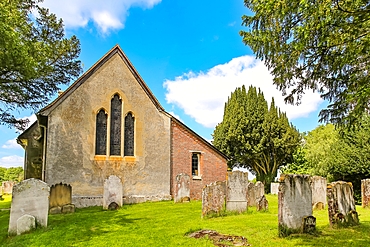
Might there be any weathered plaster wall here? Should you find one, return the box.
[171,120,228,200]
[44,53,171,205]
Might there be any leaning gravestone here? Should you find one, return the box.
[8,178,50,235]
[247,182,256,207]
[311,176,327,210]
[256,195,268,211]
[174,173,191,203]
[327,181,359,227]
[103,175,123,210]
[226,171,248,213]
[202,181,226,217]
[278,174,315,236]
[2,181,16,194]
[270,183,279,195]
[361,179,370,208]
[49,183,75,214]
[16,214,35,235]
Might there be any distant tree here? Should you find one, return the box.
[213,86,300,192]
[280,146,311,175]
[0,167,24,182]
[240,0,370,126]
[0,167,6,182]
[0,0,82,130]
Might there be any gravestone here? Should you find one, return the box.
[361,179,370,208]
[16,214,35,235]
[226,171,248,213]
[311,176,327,209]
[247,182,256,207]
[2,181,16,194]
[256,195,268,211]
[103,175,122,210]
[255,181,264,200]
[49,183,75,214]
[327,181,359,227]
[8,178,50,235]
[270,183,279,195]
[278,174,315,236]
[174,173,191,203]
[302,216,316,234]
[202,181,227,217]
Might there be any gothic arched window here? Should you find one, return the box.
[95,109,107,155]
[110,94,122,155]
[124,112,135,156]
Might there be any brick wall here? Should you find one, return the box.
[171,119,228,200]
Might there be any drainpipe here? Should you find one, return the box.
[39,124,47,182]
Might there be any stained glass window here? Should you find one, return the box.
[124,112,135,156]
[95,109,107,155]
[110,94,122,155]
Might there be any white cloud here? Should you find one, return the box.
[164,55,323,128]
[0,155,23,168]
[2,139,21,150]
[41,0,161,33]
[168,111,182,122]
[21,114,37,129]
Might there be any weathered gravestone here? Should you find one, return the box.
[278,174,315,236]
[327,181,359,227]
[16,214,35,235]
[361,179,370,208]
[270,183,279,195]
[311,176,327,210]
[2,181,16,194]
[255,181,264,201]
[256,195,268,211]
[247,182,256,207]
[49,183,75,214]
[103,175,122,210]
[174,173,191,203]
[226,171,248,213]
[8,178,50,235]
[202,181,226,217]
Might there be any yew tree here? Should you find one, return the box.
[213,86,300,192]
[240,0,370,126]
[0,0,82,130]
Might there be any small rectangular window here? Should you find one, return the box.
[192,153,200,176]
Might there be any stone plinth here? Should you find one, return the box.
[49,183,74,214]
[278,174,313,236]
[311,176,327,209]
[226,171,248,213]
[202,181,226,217]
[8,178,50,235]
[361,179,370,208]
[103,175,123,210]
[174,173,191,203]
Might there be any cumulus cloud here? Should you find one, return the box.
[21,114,37,129]
[164,55,323,128]
[41,0,161,33]
[0,155,23,168]
[2,139,22,150]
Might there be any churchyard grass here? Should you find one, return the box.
[0,195,370,246]
[0,195,11,209]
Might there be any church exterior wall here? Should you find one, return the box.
[44,53,171,206]
[171,120,228,200]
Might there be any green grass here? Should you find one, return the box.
[0,195,369,246]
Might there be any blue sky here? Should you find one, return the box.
[0,0,326,168]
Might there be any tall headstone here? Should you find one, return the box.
[8,178,50,235]
[2,181,16,194]
[49,183,75,214]
[202,181,226,217]
[311,176,327,210]
[174,173,191,203]
[278,174,315,236]
[327,181,359,227]
[226,171,248,212]
[247,182,256,207]
[255,181,264,200]
[103,175,122,210]
[361,179,370,208]
[270,183,279,195]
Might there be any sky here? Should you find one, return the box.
[0,0,326,168]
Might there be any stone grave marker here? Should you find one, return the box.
[255,181,264,200]
[49,183,75,214]
[17,214,35,235]
[361,179,370,208]
[327,181,359,227]
[311,176,327,210]
[174,173,191,203]
[2,181,16,194]
[256,195,268,211]
[247,182,256,207]
[8,178,50,235]
[270,183,279,195]
[202,181,226,217]
[278,174,315,236]
[226,171,248,213]
[103,175,122,210]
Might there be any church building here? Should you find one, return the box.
[17,45,228,207]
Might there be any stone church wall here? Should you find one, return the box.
[44,53,172,206]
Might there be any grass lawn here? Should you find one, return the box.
[0,194,369,246]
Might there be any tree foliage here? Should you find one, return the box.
[213,86,300,191]
[0,0,82,130]
[0,167,24,182]
[240,0,370,126]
